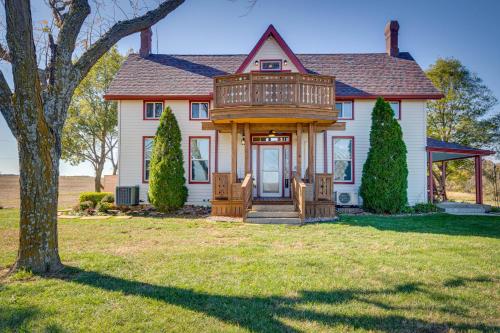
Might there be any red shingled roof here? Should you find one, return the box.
[105,53,442,100]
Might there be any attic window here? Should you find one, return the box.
[260,60,282,71]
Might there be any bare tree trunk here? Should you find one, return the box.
[1,0,184,274]
[95,162,105,192]
[12,111,63,273]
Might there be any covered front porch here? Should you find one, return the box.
[203,72,342,222]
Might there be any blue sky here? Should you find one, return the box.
[1,0,499,175]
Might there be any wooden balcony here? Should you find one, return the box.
[211,72,337,124]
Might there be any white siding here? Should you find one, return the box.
[326,100,428,205]
[242,37,299,73]
[119,99,428,207]
[118,99,215,205]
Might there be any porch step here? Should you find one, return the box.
[245,217,302,225]
[247,210,299,218]
[436,202,491,215]
[251,204,296,212]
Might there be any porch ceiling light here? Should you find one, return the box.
[269,130,276,137]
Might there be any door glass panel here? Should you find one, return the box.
[262,172,279,193]
[263,149,279,171]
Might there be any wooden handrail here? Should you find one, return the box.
[292,174,306,221]
[214,72,335,110]
[241,173,253,219]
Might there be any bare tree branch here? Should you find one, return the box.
[73,0,184,84]
[56,0,91,61]
[0,70,16,137]
[0,43,11,62]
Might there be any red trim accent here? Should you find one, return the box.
[189,100,211,121]
[142,136,154,183]
[426,147,495,156]
[323,131,328,172]
[236,24,307,74]
[143,100,164,120]
[332,136,355,184]
[336,94,444,100]
[250,133,292,145]
[259,59,282,71]
[335,100,354,120]
[105,94,213,101]
[214,130,219,173]
[188,136,211,184]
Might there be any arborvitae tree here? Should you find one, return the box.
[360,97,408,213]
[148,106,188,212]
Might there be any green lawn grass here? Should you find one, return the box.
[0,209,499,332]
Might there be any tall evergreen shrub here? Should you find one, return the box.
[359,97,408,213]
[148,106,188,212]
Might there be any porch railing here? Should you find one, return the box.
[292,174,306,220]
[241,173,253,219]
[315,173,333,201]
[214,72,335,110]
[213,173,231,200]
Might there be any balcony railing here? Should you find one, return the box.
[213,72,335,110]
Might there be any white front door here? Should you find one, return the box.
[259,146,283,197]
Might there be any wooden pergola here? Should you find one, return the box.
[426,138,495,204]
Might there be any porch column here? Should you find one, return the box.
[475,155,483,204]
[428,151,433,203]
[296,123,302,179]
[244,123,251,175]
[308,122,316,184]
[231,122,238,183]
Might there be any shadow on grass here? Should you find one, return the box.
[0,305,39,331]
[42,266,498,333]
[336,213,500,238]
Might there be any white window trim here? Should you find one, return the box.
[190,101,210,120]
[144,101,164,120]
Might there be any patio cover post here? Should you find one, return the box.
[475,156,483,204]
[428,151,433,203]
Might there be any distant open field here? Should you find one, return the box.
[0,175,94,209]
[447,191,498,206]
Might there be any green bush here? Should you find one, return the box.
[360,97,408,214]
[97,202,113,213]
[79,200,94,210]
[413,203,441,213]
[79,192,113,206]
[100,194,114,203]
[148,106,188,212]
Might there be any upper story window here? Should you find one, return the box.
[335,101,353,120]
[389,101,401,119]
[190,102,210,120]
[260,60,282,71]
[144,101,163,120]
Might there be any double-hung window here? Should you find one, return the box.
[333,137,354,183]
[144,102,163,119]
[389,101,401,119]
[190,137,210,183]
[143,137,154,182]
[190,102,210,120]
[335,101,353,120]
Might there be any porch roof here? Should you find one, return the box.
[426,138,495,162]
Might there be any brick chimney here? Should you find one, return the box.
[139,28,152,57]
[385,20,399,57]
